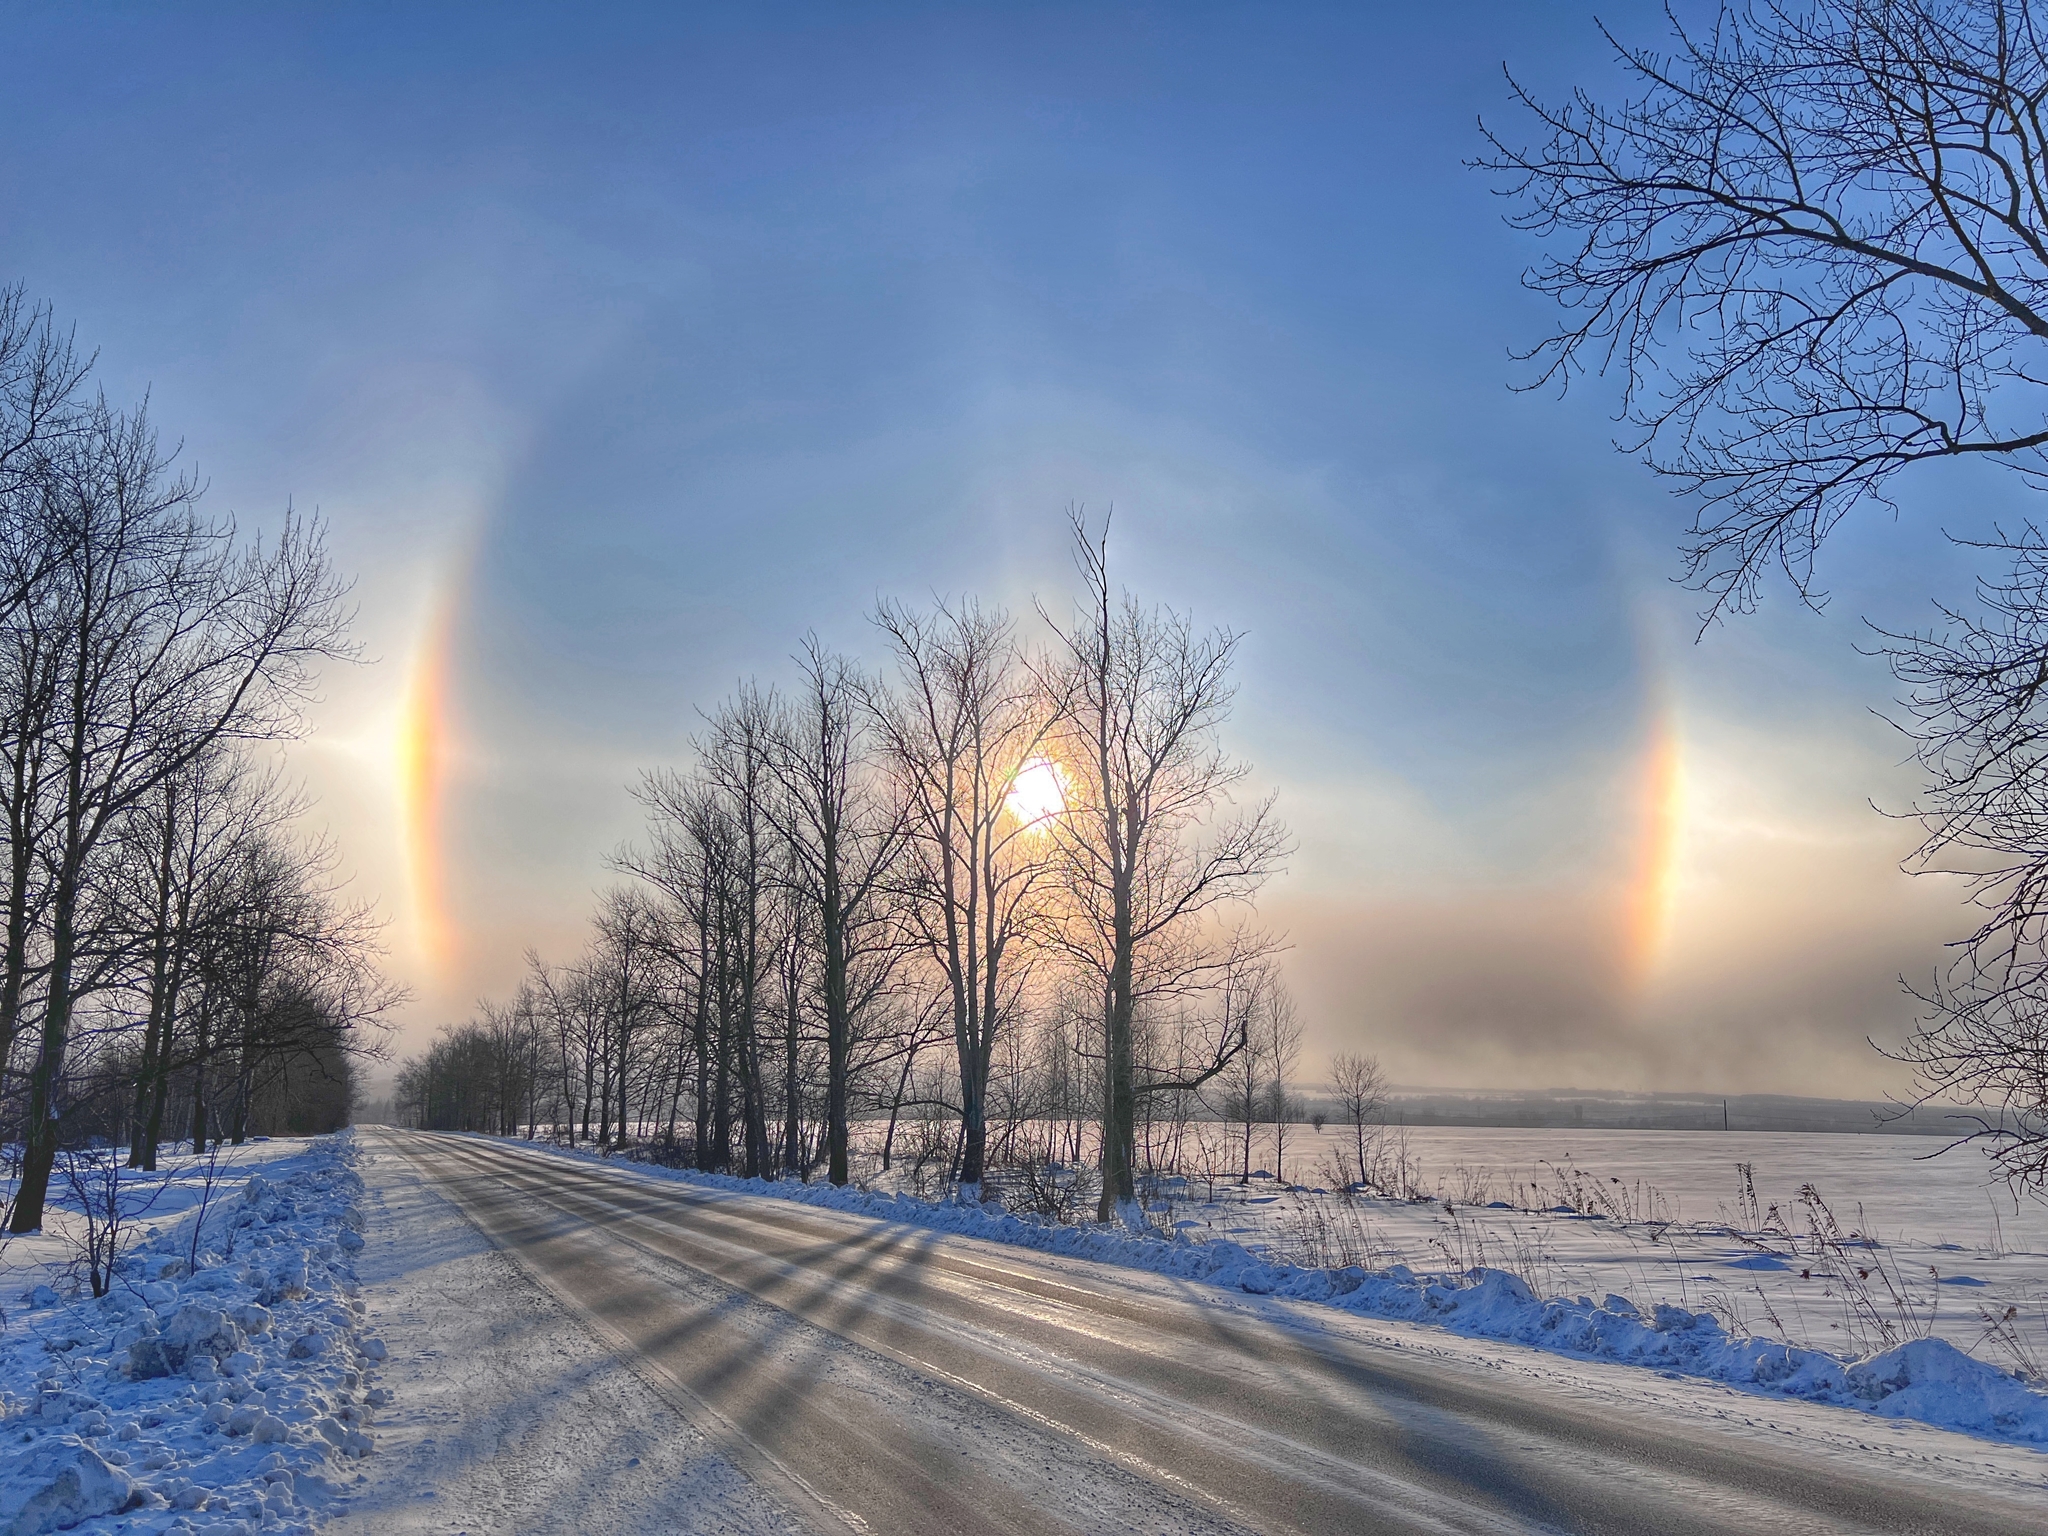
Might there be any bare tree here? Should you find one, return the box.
[1260,981,1304,1187]
[1330,1050,1387,1192]
[1044,512,1288,1223]
[194,823,392,1149]
[1483,0,2048,613]
[0,285,92,507]
[58,1146,165,1298]
[621,698,786,1178]
[621,778,721,1161]
[1210,961,1266,1184]
[525,948,597,1143]
[400,996,558,1137]
[702,693,781,1177]
[590,886,662,1149]
[121,749,301,1169]
[0,289,93,1093]
[406,512,1293,1218]
[765,638,906,1185]
[10,397,351,1231]
[0,586,60,1099]
[1877,526,2048,1178]
[872,599,1058,1199]
[1482,0,2048,1192]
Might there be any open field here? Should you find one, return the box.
[569,1114,2048,1371]
[1131,1125,2048,1366]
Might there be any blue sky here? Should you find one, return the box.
[0,3,2009,1092]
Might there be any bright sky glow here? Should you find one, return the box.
[1005,757,1068,831]
[394,592,455,975]
[1625,709,1689,996]
[0,2,2004,1097]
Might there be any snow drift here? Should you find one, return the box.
[0,1134,385,1536]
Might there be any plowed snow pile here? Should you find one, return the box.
[0,1133,387,1536]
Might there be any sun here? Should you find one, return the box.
[1004,757,1068,829]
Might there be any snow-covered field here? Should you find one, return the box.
[0,1135,385,1536]
[537,1122,2048,1452]
[1167,1124,2048,1365]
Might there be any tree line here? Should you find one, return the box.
[398,514,1314,1221]
[0,287,388,1232]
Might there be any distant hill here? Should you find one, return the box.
[1320,1088,2017,1137]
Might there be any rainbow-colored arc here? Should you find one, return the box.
[1623,706,1687,990]
[395,585,459,973]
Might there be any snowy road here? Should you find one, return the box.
[369,1130,2048,1535]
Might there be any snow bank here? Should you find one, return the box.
[0,1134,386,1535]
[517,1138,2048,1450]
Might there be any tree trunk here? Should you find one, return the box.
[11,855,79,1232]
[782,945,802,1177]
[823,860,851,1185]
[128,791,178,1168]
[189,998,213,1154]
[0,743,38,1104]
[710,947,734,1173]
[959,1053,987,1190]
[614,1022,631,1150]
[1096,804,1139,1223]
[692,965,713,1169]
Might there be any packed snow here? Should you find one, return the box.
[325,1134,795,1536]
[0,1134,385,1536]
[505,1123,2048,1452]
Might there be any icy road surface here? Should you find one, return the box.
[357,1130,2048,1535]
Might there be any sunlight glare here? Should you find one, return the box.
[1005,757,1068,830]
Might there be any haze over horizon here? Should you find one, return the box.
[0,2,2013,1099]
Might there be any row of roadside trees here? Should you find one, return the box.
[398,514,1317,1221]
[0,287,392,1231]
